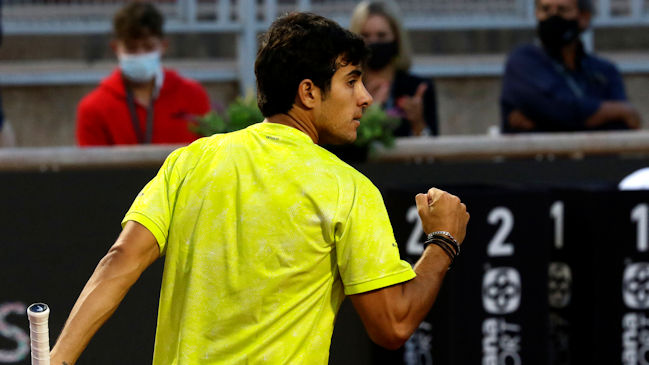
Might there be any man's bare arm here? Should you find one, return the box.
[50,221,160,365]
[585,101,641,129]
[350,188,469,349]
[507,110,536,131]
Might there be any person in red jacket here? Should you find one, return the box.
[76,2,210,146]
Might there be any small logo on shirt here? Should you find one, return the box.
[265,135,279,141]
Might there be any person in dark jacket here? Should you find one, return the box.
[500,0,640,133]
[350,0,438,137]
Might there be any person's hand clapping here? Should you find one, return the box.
[623,104,642,129]
[365,78,391,105]
[397,82,428,136]
[507,110,536,131]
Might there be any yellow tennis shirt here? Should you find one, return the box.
[122,122,416,364]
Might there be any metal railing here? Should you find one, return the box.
[2,131,649,171]
[5,0,649,32]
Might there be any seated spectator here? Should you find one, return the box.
[0,120,16,148]
[76,2,210,146]
[350,0,438,136]
[0,4,9,147]
[500,0,641,133]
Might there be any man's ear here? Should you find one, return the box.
[160,38,170,56]
[109,39,119,56]
[296,79,321,109]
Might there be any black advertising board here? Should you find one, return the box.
[380,186,552,365]
[578,191,649,365]
[546,190,649,365]
[545,193,583,365]
[0,170,161,365]
[605,192,649,365]
[3,166,649,365]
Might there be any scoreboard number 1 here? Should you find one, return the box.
[550,201,564,250]
[631,203,649,252]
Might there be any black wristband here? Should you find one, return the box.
[423,238,456,268]
[426,232,460,255]
[430,234,460,256]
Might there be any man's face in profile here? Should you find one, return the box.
[314,60,373,145]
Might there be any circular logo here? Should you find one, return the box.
[548,262,572,309]
[623,263,649,309]
[482,267,522,314]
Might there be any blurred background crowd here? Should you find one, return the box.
[0,0,647,148]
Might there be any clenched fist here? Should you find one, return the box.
[415,188,469,244]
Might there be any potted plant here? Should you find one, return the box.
[324,103,399,162]
[192,93,264,136]
[193,94,398,162]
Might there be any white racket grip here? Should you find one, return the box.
[27,303,50,365]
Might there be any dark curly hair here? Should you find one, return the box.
[255,12,368,117]
[535,0,594,12]
[113,2,164,41]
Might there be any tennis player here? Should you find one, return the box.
[50,12,469,364]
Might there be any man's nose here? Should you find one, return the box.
[360,83,373,107]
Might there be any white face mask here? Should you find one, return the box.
[118,50,162,82]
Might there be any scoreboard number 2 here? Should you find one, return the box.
[406,205,424,255]
[487,207,514,257]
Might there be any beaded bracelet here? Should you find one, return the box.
[423,231,461,269]
[426,231,460,255]
[424,239,456,268]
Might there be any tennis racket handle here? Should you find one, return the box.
[27,303,50,365]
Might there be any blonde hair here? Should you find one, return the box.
[349,0,412,71]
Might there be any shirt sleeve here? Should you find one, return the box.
[184,78,211,117]
[335,174,416,295]
[195,83,211,115]
[76,98,110,146]
[603,62,627,101]
[121,147,185,255]
[423,79,438,136]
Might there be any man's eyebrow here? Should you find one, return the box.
[347,69,362,77]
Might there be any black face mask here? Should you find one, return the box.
[366,41,398,70]
[537,15,581,53]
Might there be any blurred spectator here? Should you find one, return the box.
[500,0,640,133]
[76,2,210,146]
[350,0,438,136]
[0,120,16,148]
[0,0,3,137]
[0,0,12,148]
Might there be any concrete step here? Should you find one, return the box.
[1,52,649,87]
[0,59,238,86]
[0,33,237,62]
[2,26,649,62]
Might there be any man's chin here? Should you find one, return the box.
[320,132,357,146]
